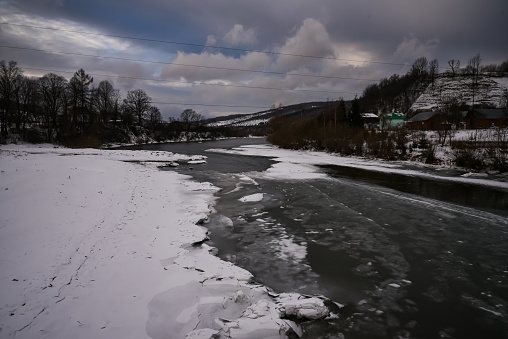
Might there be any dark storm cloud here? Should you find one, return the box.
[1,0,506,119]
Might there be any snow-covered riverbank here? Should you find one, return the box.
[208,143,508,190]
[0,144,328,339]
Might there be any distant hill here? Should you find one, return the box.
[204,101,350,129]
[204,74,508,132]
[410,74,508,114]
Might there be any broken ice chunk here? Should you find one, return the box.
[276,293,329,320]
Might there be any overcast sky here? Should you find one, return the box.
[1,0,507,119]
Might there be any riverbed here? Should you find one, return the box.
[124,138,508,338]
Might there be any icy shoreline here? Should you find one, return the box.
[208,144,508,190]
[0,144,329,339]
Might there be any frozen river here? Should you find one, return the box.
[124,138,508,338]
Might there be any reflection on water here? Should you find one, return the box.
[321,164,508,217]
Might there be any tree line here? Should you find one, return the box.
[0,60,228,146]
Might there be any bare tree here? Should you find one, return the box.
[0,60,23,136]
[180,108,196,129]
[95,80,118,123]
[120,102,134,125]
[148,105,161,129]
[192,112,204,127]
[468,53,482,77]
[448,59,460,75]
[124,89,151,125]
[14,76,38,137]
[439,92,463,131]
[38,73,68,141]
[428,59,439,85]
[411,56,428,79]
[468,54,482,108]
[69,68,93,133]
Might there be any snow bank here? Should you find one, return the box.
[0,145,328,339]
[209,144,508,190]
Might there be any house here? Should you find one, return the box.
[406,111,451,131]
[361,113,379,129]
[379,112,405,130]
[465,108,508,129]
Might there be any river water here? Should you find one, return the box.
[122,138,508,339]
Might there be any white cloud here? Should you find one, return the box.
[274,18,335,72]
[223,24,257,46]
[161,50,271,83]
[205,34,217,46]
[0,12,131,54]
[157,17,381,116]
[393,33,440,62]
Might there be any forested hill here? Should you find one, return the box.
[204,100,351,128]
[208,55,508,129]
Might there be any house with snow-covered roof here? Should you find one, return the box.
[361,113,379,129]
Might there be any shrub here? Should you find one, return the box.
[453,148,485,170]
[422,144,438,164]
[487,149,508,173]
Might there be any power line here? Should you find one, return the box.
[1,45,379,82]
[20,66,340,111]
[0,21,411,68]
[22,66,357,95]
[21,66,273,110]
[152,102,269,109]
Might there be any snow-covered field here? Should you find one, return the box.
[0,144,328,339]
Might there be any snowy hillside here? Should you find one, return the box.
[205,102,334,128]
[206,111,273,127]
[410,74,508,112]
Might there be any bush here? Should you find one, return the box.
[422,144,438,164]
[453,148,485,170]
[394,128,408,156]
[487,149,508,173]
